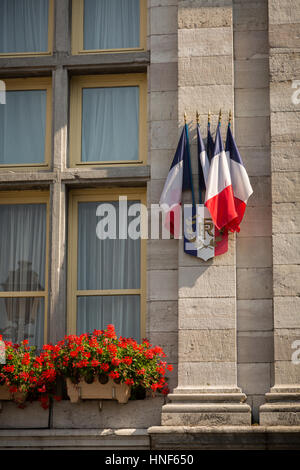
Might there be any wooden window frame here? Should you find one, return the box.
[69,73,147,167]
[68,187,147,340]
[0,77,52,170]
[72,0,147,55]
[0,0,54,58]
[0,190,50,346]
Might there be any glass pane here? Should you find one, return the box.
[0,0,49,53]
[78,201,140,290]
[84,0,140,50]
[0,297,44,349]
[77,295,140,341]
[0,90,46,165]
[0,204,46,291]
[81,86,139,163]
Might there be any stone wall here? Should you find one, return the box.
[0,0,300,440]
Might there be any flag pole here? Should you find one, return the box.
[184,112,196,209]
[228,109,232,127]
[218,108,222,127]
[196,111,203,205]
[207,110,212,162]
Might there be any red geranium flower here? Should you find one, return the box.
[125,378,134,386]
[122,356,132,365]
[109,371,120,379]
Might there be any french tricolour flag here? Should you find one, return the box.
[197,124,228,257]
[205,124,253,232]
[207,124,214,162]
[225,124,253,232]
[197,123,210,190]
[159,127,193,237]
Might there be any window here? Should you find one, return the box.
[72,0,147,54]
[68,188,146,341]
[0,0,54,56]
[69,74,147,167]
[0,191,49,349]
[0,78,52,169]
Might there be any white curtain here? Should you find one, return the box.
[78,201,140,290]
[77,201,141,339]
[77,296,140,340]
[84,0,140,50]
[0,298,44,349]
[0,0,49,53]
[82,86,139,163]
[0,90,46,165]
[0,203,46,348]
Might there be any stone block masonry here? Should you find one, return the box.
[259,0,300,426]
[0,0,299,447]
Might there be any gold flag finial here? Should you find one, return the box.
[196,110,200,124]
[218,108,222,125]
[228,109,232,124]
[208,110,211,125]
[184,112,187,124]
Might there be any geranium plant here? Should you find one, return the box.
[54,325,173,397]
[0,335,59,409]
[0,325,173,407]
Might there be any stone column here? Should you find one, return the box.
[147,0,179,392]
[160,0,251,426]
[260,0,300,425]
[233,0,273,424]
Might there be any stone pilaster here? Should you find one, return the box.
[160,0,251,426]
[233,0,272,423]
[260,0,300,425]
[147,0,179,392]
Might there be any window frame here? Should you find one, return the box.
[0,0,54,58]
[0,190,50,346]
[69,73,147,167]
[72,0,147,55]
[68,187,147,340]
[0,77,52,170]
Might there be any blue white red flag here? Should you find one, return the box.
[205,124,253,232]
[159,127,193,237]
[197,123,209,190]
[224,124,253,231]
[207,124,214,162]
[192,123,228,259]
[205,124,237,231]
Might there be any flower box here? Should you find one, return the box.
[0,384,10,400]
[66,377,131,404]
[0,325,173,409]
[0,384,26,402]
